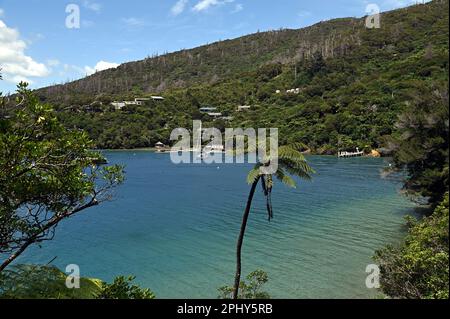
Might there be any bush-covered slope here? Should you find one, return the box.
[375,193,449,299]
[35,0,448,153]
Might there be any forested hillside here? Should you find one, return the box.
[33,0,448,153]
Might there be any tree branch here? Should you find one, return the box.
[0,199,99,273]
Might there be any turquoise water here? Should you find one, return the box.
[18,152,416,298]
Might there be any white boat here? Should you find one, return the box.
[197,152,209,160]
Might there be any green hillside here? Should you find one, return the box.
[35,0,448,153]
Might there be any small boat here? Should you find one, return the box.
[197,152,209,160]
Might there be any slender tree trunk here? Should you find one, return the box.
[233,177,260,299]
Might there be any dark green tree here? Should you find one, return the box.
[0,82,124,272]
[95,276,155,299]
[0,265,102,299]
[0,264,155,299]
[376,84,449,299]
[219,270,270,299]
[375,193,449,299]
[385,84,449,204]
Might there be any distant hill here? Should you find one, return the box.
[37,16,362,99]
[34,0,449,152]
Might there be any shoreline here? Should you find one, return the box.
[96,147,385,158]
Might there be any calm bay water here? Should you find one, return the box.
[18,152,416,298]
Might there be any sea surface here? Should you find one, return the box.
[18,152,417,298]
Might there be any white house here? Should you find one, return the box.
[200,107,218,113]
[237,105,251,111]
[112,96,164,110]
[207,112,222,118]
[135,98,151,105]
[286,88,301,94]
[111,102,126,110]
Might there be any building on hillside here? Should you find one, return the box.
[111,101,126,110]
[199,107,218,113]
[237,105,251,111]
[112,97,162,109]
[135,98,151,105]
[286,88,301,94]
[207,112,222,118]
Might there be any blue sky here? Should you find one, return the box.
[0,0,426,93]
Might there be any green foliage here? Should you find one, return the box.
[375,193,449,299]
[219,270,270,299]
[0,265,155,299]
[0,265,102,299]
[257,63,283,82]
[95,276,155,299]
[384,84,449,204]
[247,143,314,221]
[371,8,449,299]
[0,83,124,271]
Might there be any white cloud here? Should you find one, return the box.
[231,3,243,13]
[193,0,234,12]
[82,20,95,28]
[83,1,102,12]
[57,63,85,77]
[25,33,45,46]
[47,59,60,67]
[298,10,311,18]
[171,0,189,16]
[378,0,431,10]
[84,60,119,75]
[121,17,146,27]
[0,20,49,84]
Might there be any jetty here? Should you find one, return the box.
[338,148,364,158]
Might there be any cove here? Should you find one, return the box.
[17,152,417,299]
